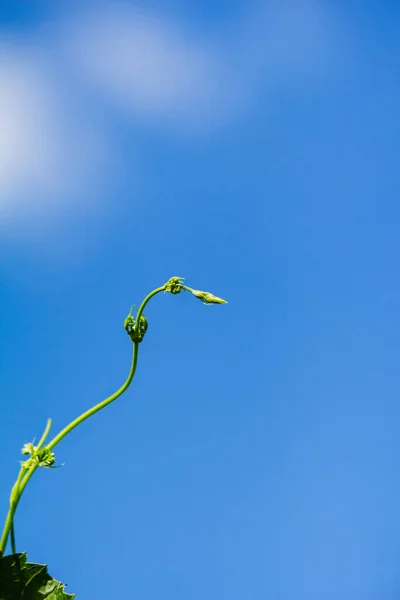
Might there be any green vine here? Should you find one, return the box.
[0,276,227,597]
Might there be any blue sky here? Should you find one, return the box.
[1,1,400,598]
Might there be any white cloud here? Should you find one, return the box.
[0,0,341,229]
[0,48,59,210]
[61,5,240,131]
[0,43,108,226]
[62,1,335,130]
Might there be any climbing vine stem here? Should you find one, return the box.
[0,277,227,556]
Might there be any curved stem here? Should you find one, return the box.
[0,283,167,556]
[0,343,139,555]
[135,286,165,327]
[10,522,16,555]
[37,418,52,450]
[0,466,28,555]
[47,342,139,452]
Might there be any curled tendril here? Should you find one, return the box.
[164,276,185,295]
[124,306,148,343]
[20,443,60,469]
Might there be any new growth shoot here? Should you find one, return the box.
[0,277,227,556]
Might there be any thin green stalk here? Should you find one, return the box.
[0,285,166,556]
[45,287,166,454]
[0,345,138,555]
[37,418,52,450]
[10,522,16,555]
[0,466,28,555]
[9,467,26,555]
[47,342,139,451]
[135,286,165,325]
[0,278,227,556]
[0,418,53,554]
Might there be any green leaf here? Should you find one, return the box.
[0,553,75,600]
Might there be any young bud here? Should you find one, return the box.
[20,444,58,469]
[164,276,185,295]
[21,443,34,456]
[124,306,148,343]
[190,289,228,305]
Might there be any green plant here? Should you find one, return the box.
[0,277,227,598]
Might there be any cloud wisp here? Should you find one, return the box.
[0,42,109,227]
[0,1,340,229]
[61,5,240,130]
